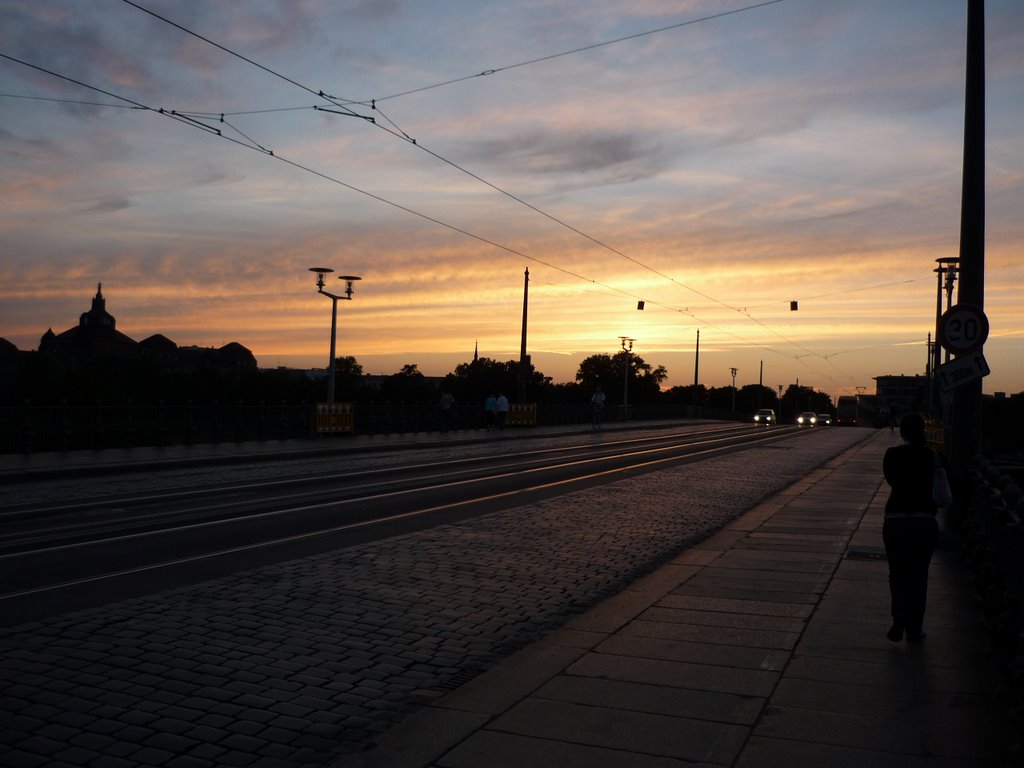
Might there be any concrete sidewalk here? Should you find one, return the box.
[345,430,1009,767]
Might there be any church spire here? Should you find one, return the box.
[81,282,115,330]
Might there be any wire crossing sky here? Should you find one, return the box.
[1,0,1022,397]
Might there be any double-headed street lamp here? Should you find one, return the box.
[309,267,361,403]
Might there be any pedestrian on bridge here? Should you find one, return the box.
[484,394,497,431]
[496,393,509,430]
[590,386,606,428]
[881,412,942,643]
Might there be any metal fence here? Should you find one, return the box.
[0,401,738,454]
[963,455,1024,752]
[0,403,316,453]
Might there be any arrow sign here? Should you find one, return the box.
[935,350,990,394]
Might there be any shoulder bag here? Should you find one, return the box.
[932,450,953,507]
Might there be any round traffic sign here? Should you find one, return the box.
[938,303,989,354]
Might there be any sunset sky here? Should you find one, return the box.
[2,0,1022,399]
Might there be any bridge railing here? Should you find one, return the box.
[963,455,1024,748]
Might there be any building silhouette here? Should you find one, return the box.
[27,283,257,370]
[1,284,257,405]
[38,283,138,359]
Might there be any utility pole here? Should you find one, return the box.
[693,329,700,388]
[518,267,529,403]
[951,0,986,526]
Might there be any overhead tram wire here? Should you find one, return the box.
[82,1,850,387]
[119,0,370,122]
[0,53,233,139]
[536,278,849,387]
[365,0,787,104]
[741,277,927,312]
[2,53,846,388]
[119,0,768,319]
[0,52,651,311]
[0,92,145,110]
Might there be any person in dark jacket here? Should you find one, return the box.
[882,412,942,642]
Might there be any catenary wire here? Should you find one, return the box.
[0,53,652,308]
[365,1,787,103]
[0,92,144,109]
[5,0,862,389]
[119,0,369,121]
[1,50,850,387]
[119,0,833,362]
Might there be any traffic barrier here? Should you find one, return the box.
[506,403,537,426]
[316,402,354,433]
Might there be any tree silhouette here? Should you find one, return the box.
[575,351,666,405]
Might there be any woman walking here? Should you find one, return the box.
[882,412,942,642]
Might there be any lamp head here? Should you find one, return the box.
[338,275,362,298]
[309,267,334,290]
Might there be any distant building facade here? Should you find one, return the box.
[38,283,138,358]
[874,374,927,421]
[0,284,257,405]
[30,283,256,370]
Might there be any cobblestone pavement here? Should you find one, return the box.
[0,429,871,767]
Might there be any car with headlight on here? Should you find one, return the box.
[817,413,832,426]
[754,408,776,426]
[797,411,818,427]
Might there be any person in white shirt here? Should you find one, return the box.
[495,393,510,430]
[590,386,606,428]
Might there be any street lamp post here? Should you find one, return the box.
[309,267,361,404]
[620,337,635,420]
[932,257,959,417]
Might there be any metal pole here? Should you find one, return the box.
[620,337,634,420]
[951,0,986,525]
[327,295,338,404]
[519,268,529,403]
[925,332,933,414]
[944,264,958,364]
[623,349,629,416]
[693,328,700,388]
[310,268,360,406]
[933,266,937,421]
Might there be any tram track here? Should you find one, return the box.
[0,423,807,620]
[0,424,797,549]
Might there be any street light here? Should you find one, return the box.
[620,337,635,420]
[931,257,959,417]
[309,267,361,403]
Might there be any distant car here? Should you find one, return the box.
[796,411,818,427]
[754,408,776,426]
[817,413,832,426]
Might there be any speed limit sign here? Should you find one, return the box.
[938,304,989,354]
